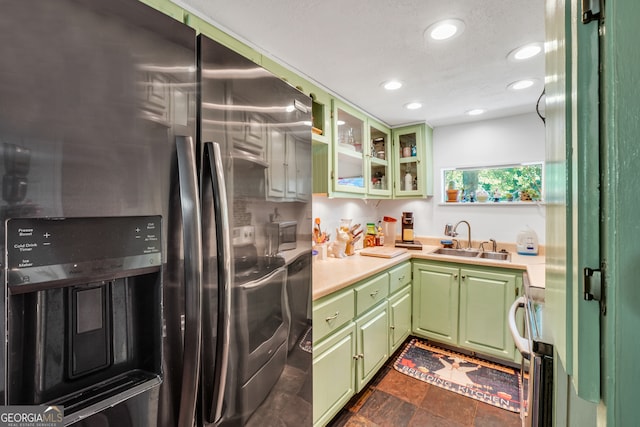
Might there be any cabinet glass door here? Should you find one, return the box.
[334,102,365,194]
[368,120,391,197]
[394,125,423,197]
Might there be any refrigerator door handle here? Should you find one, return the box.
[204,141,232,423]
[176,135,204,427]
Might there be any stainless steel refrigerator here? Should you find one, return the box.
[0,1,312,426]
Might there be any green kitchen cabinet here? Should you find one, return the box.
[458,268,519,361]
[312,288,355,343]
[412,262,459,345]
[332,100,367,195]
[392,124,433,198]
[388,285,412,354]
[355,302,389,391]
[313,262,412,425]
[330,100,393,198]
[366,118,392,198]
[312,322,356,427]
[412,260,521,363]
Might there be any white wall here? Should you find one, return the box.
[313,113,546,245]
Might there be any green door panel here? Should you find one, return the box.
[459,269,516,360]
[313,322,356,427]
[412,263,459,344]
[355,303,389,392]
[389,285,412,354]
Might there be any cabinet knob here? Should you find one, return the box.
[461,275,467,279]
[370,290,380,297]
[399,275,405,281]
[325,311,340,321]
[390,325,396,330]
[453,274,458,280]
[352,353,364,360]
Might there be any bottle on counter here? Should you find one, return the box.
[376,222,384,246]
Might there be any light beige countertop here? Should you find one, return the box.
[312,237,546,300]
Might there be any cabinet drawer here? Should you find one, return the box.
[313,289,355,342]
[354,274,389,316]
[389,262,412,294]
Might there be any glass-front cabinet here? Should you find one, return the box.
[368,119,391,198]
[327,100,432,199]
[392,124,433,197]
[333,101,366,194]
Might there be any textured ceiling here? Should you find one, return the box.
[177,0,545,127]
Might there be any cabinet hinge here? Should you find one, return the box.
[584,262,606,315]
[582,0,603,24]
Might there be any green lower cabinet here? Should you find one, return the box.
[412,260,522,363]
[312,262,413,425]
[355,302,389,392]
[312,322,356,427]
[388,285,412,354]
[412,263,459,344]
[458,268,517,360]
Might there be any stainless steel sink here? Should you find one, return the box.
[431,248,510,261]
[432,248,480,257]
[478,251,511,261]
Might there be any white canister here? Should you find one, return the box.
[404,171,413,191]
[516,227,539,255]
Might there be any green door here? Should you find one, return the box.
[458,268,517,361]
[312,322,356,426]
[355,303,389,392]
[412,262,459,345]
[389,286,412,354]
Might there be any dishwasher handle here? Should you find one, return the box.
[508,296,531,358]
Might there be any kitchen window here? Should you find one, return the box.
[442,163,543,203]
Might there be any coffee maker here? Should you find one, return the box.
[395,212,423,249]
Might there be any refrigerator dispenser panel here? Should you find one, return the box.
[4,216,163,424]
[6,217,162,288]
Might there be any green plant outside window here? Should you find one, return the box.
[443,163,543,203]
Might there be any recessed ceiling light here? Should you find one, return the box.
[425,19,465,41]
[382,80,403,90]
[507,79,536,91]
[508,43,543,61]
[466,109,486,116]
[405,102,422,110]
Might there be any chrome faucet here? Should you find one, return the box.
[444,220,472,249]
[480,238,497,252]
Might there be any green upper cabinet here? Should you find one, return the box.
[331,100,394,198]
[332,100,367,195]
[310,91,332,146]
[392,124,433,198]
[367,118,392,198]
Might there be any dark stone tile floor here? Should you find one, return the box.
[328,347,522,427]
[245,332,313,427]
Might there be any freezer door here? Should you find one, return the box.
[0,0,197,425]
